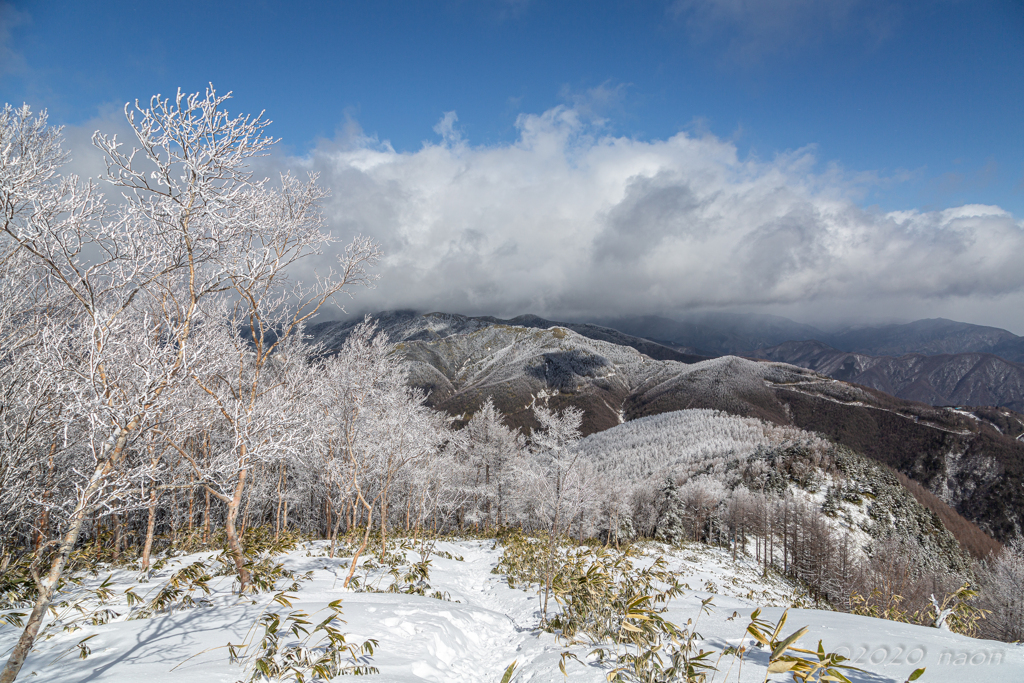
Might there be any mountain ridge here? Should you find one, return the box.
[586,313,1024,364]
[308,310,711,363]
[753,339,1024,412]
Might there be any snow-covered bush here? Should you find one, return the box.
[978,538,1024,641]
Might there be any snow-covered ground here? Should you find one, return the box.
[2,539,1021,682]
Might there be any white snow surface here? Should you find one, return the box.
[3,539,1021,683]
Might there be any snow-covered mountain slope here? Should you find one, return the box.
[578,409,973,575]
[4,540,1020,682]
[577,408,789,482]
[343,316,1024,543]
[304,311,1023,544]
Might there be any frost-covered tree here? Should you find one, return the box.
[655,477,686,545]
[595,476,634,548]
[405,436,472,548]
[462,397,524,527]
[309,320,450,584]
[679,476,726,543]
[520,404,585,621]
[725,485,757,560]
[0,88,379,682]
[180,328,320,588]
[979,538,1024,642]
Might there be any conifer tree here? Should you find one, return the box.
[655,477,686,545]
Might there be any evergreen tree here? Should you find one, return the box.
[655,477,686,545]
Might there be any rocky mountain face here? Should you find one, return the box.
[310,312,1024,542]
[754,340,1024,412]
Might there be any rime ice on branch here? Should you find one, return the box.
[0,87,379,683]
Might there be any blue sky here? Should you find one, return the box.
[2,0,1024,330]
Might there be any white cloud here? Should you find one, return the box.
[268,104,1024,325]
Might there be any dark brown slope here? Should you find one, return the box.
[754,340,1024,412]
[773,384,1024,541]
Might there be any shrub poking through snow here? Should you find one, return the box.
[493,532,878,682]
[745,608,871,683]
[495,531,715,680]
[227,593,379,681]
[848,581,989,638]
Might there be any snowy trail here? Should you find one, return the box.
[767,380,974,436]
[3,540,1024,682]
[360,540,532,682]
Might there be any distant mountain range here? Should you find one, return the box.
[826,318,1024,361]
[586,312,825,357]
[585,314,1024,411]
[588,313,1024,363]
[309,311,1024,542]
[753,341,1024,412]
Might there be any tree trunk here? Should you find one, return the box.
[543,504,560,624]
[343,488,375,588]
[275,461,285,541]
[325,495,333,541]
[405,494,412,533]
[187,476,195,532]
[782,498,789,575]
[141,488,158,573]
[223,468,251,592]
[33,443,58,552]
[203,488,211,544]
[329,505,346,559]
[239,477,253,538]
[171,488,178,536]
[613,510,620,550]
[1,455,113,683]
[112,513,123,563]
[378,483,390,561]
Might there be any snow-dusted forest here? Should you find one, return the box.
[3,89,1024,683]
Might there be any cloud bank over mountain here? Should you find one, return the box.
[270,105,1022,327]
[53,102,1023,331]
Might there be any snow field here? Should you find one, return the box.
[2,539,1022,682]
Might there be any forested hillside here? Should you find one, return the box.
[755,340,1024,411]
[577,409,985,575]
[333,313,1024,543]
